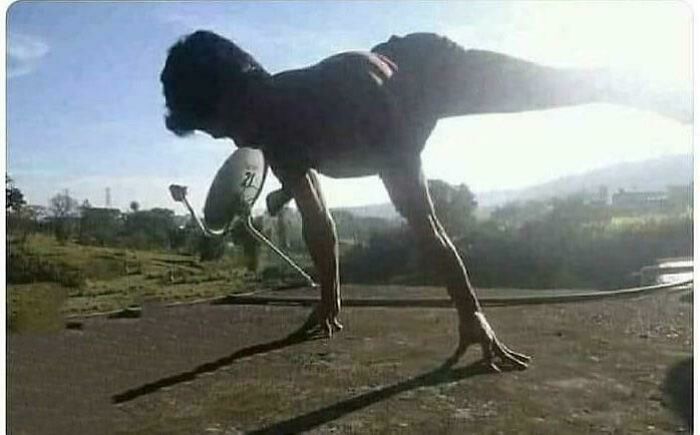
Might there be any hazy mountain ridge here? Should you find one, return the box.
[333,202,400,220]
[338,154,693,218]
[477,154,693,207]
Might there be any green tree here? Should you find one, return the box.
[49,191,79,242]
[231,217,262,271]
[196,234,226,261]
[490,199,551,229]
[428,179,477,239]
[79,207,123,246]
[6,176,26,213]
[341,226,413,284]
[49,192,78,219]
[6,177,34,244]
[123,208,176,249]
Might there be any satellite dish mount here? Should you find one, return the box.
[169,148,316,287]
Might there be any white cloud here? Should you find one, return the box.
[8,32,50,78]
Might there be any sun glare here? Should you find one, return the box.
[509,2,691,86]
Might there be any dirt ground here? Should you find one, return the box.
[7,285,692,434]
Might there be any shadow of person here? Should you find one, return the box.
[111,324,318,404]
[662,357,693,431]
[247,359,509,435]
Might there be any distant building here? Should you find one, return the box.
[666,183,693,210]
[611,188,667,211]
[574,182,694,213]
[584,185,610,207]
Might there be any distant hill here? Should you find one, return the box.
[339,154,693,219]
[333,202,400,220]
[477,154,693,208]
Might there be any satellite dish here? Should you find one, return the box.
[203,147,267,232]
[169,147,317,287]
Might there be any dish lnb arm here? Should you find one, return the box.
[169,183,317,287]
[243,215,317,287]
[168,184,225,237]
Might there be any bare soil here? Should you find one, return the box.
[7,285,692,434]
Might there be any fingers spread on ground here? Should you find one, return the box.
[319,318,333,338]
[331,318,343,331]
[481,342,526,371]
[509,350,532,364]
[501,355,529,370]
[507,356,529,370]
[487,361,502,373]
[498,343,531,364]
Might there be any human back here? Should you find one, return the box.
[261,50,409,178]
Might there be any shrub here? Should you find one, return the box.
[7,247,85,288]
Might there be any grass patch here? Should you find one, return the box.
[6,234,259,319]
[8,283,68,333]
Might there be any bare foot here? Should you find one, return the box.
[454,312,530,372]
[295,306,343,338]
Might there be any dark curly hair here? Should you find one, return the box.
[160,30,269,136]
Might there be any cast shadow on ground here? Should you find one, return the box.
[246,358,502,435]
[662,357,693,431]
[111,326,320,404]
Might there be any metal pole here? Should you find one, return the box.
[244,215,318,287]
[178,194,226,237]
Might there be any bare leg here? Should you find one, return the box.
[380,158,529,371]
[446,50,691,123]
[373,34,690,123]
[285,170,342,336]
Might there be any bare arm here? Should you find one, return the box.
[281,169,342,335]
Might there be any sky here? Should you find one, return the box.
[6,1,693,213]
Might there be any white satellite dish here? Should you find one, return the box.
[203,147,267,233]
[169,147,316,287]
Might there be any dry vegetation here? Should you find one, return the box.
[8,234,256,331]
